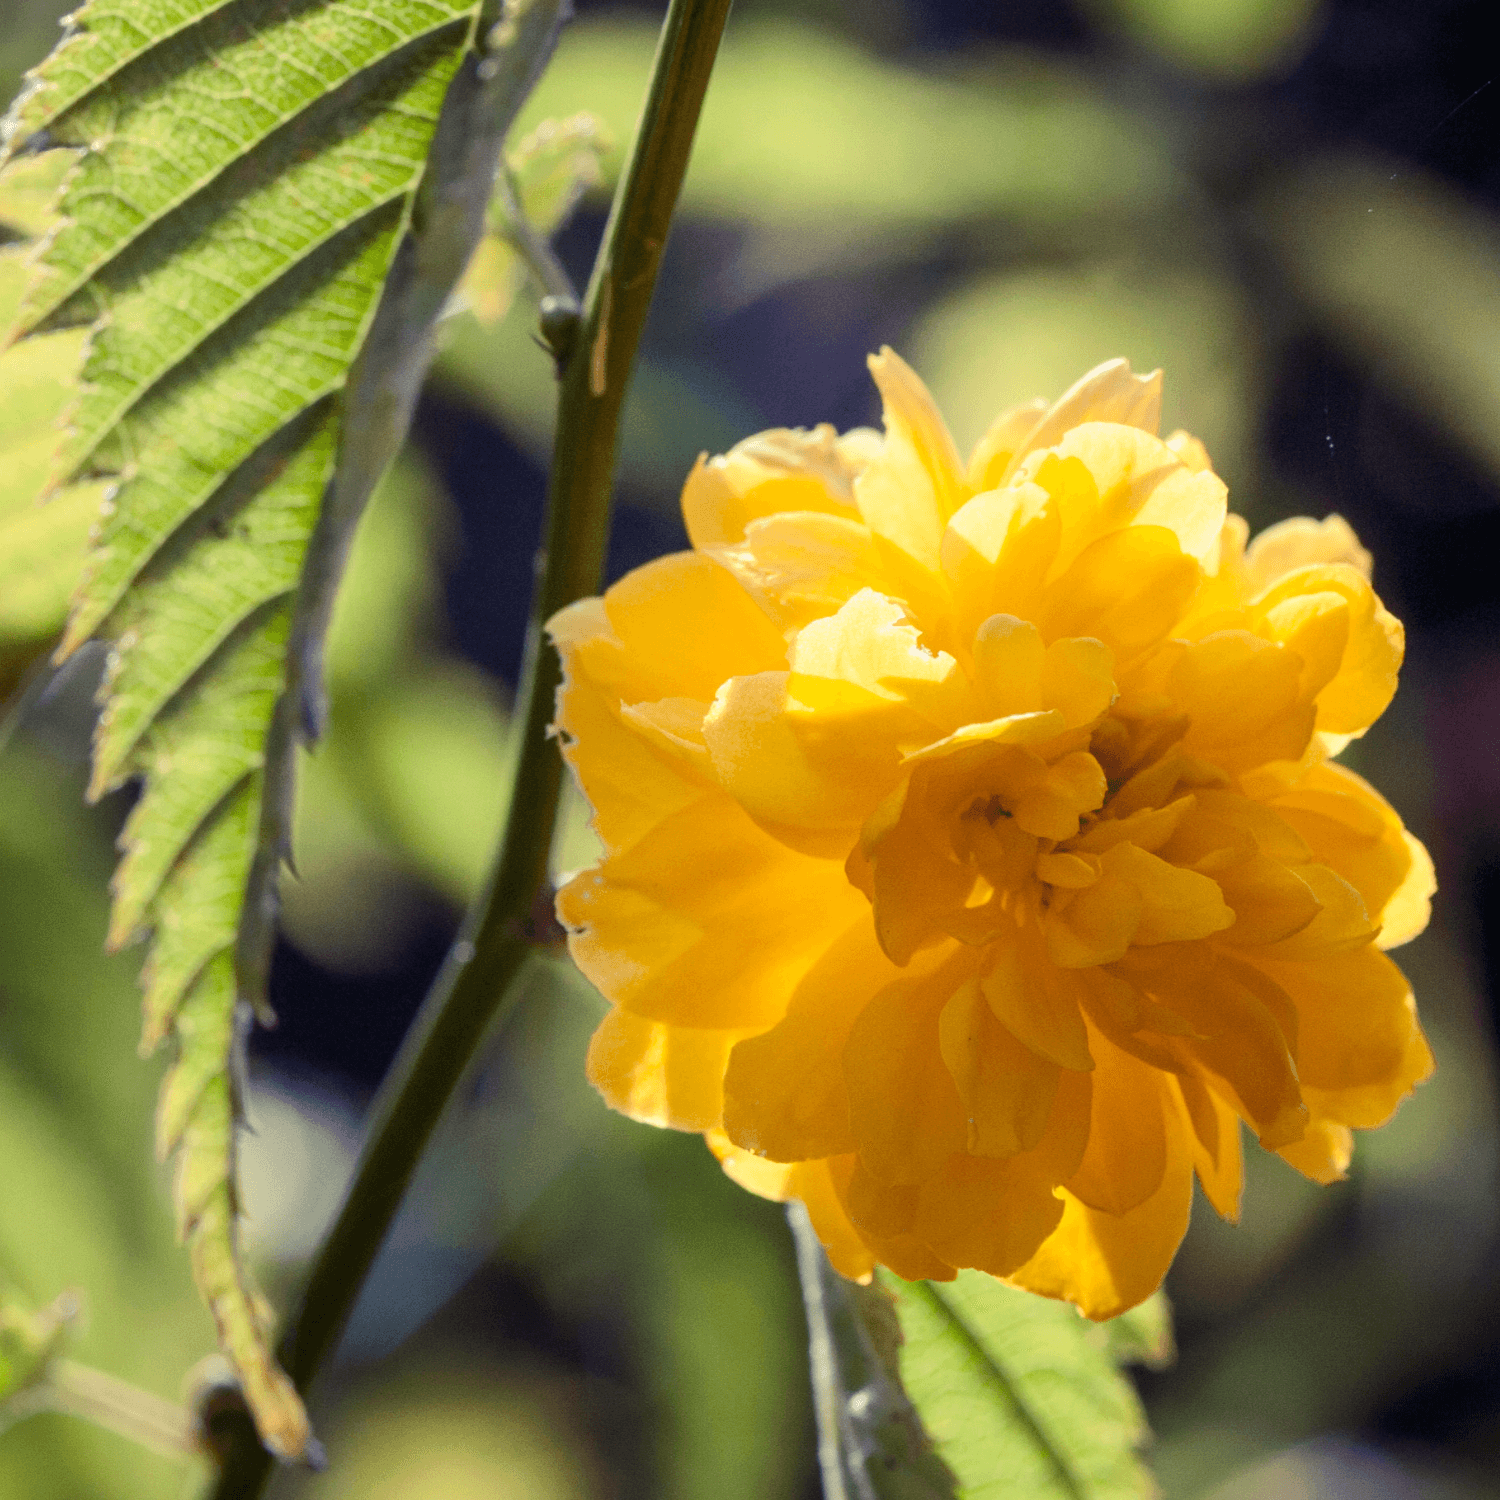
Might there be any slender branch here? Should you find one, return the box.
[787,1206,958,1500]
[206,0,732,1493]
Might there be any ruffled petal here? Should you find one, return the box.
[591,551,789,705]
[1275,1117,1353,1184]
[1244,514,1372,588]
[913,1151,1068,1278]
[1018,423,1227,574]
[1251,564,1403,736]
[1246,760,1434,950]
[586,1009,743,1130]
[1251,945,1427,1095]
[709,511,889,633]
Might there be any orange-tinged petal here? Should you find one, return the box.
[1007,1100,1195,1320]
[1303,1016,1434,1129]
[563,792,867,1031]
[1276,1118,1353,1184]
[682,426,861,550]
[854,348,968,572]
[1046,842,1232,966]
[799,1156,882,1282]
[708,1128,795,1198]
[844,950,972,1184]
[1064,1026,1168,1215]
[981,925,1094,1071]
[913,1151,1067,1278]
[586,1009,742,1130]
[1248,760,1434,949]
[1174,1071,1243,1220]
[1252,945,1423,1093]
[938,980,1062,1157]
[722,918,902,1162]
[1254,863,1376,961]
[1212,854,1323,948]
[1122,948,1306,1148]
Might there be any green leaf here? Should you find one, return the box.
[883,1272,1170,1499]
[2,0,569,1457]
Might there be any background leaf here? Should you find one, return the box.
[884,1272,1169,1499]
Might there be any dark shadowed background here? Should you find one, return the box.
[3,0,1500,1495]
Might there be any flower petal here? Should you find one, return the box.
[844,950,972,1184]
[912,1148,1071,1278]
[1252,945,1426,1094]
[1007,1100,1195,1320]
[980,922,1094,1072]
[682,425,861,550]
[1173,1071,1243,1220]
[586,1009,742,1130]
[1064,1026,1169,1215]
[854,348,968,572]
[723,917,900,1162]
[938,979,1062,1158]
[598,551,788,705]
[997,359,1163,486]
[1244,514,1372,588]
[563,792,867,1031]
[1275,1117,1353,1184]
[1251,564,1403,736]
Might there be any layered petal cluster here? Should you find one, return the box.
[550,353,1434,1317]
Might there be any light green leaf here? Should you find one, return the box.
[885,1272,1169,1499]
[2,0,568,1457]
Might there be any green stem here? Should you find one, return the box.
[206,0,731,1493]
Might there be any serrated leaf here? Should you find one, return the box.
[4,0,570,1458]
[883,1273,1169,1500]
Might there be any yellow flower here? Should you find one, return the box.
[549,352,1435,1318]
